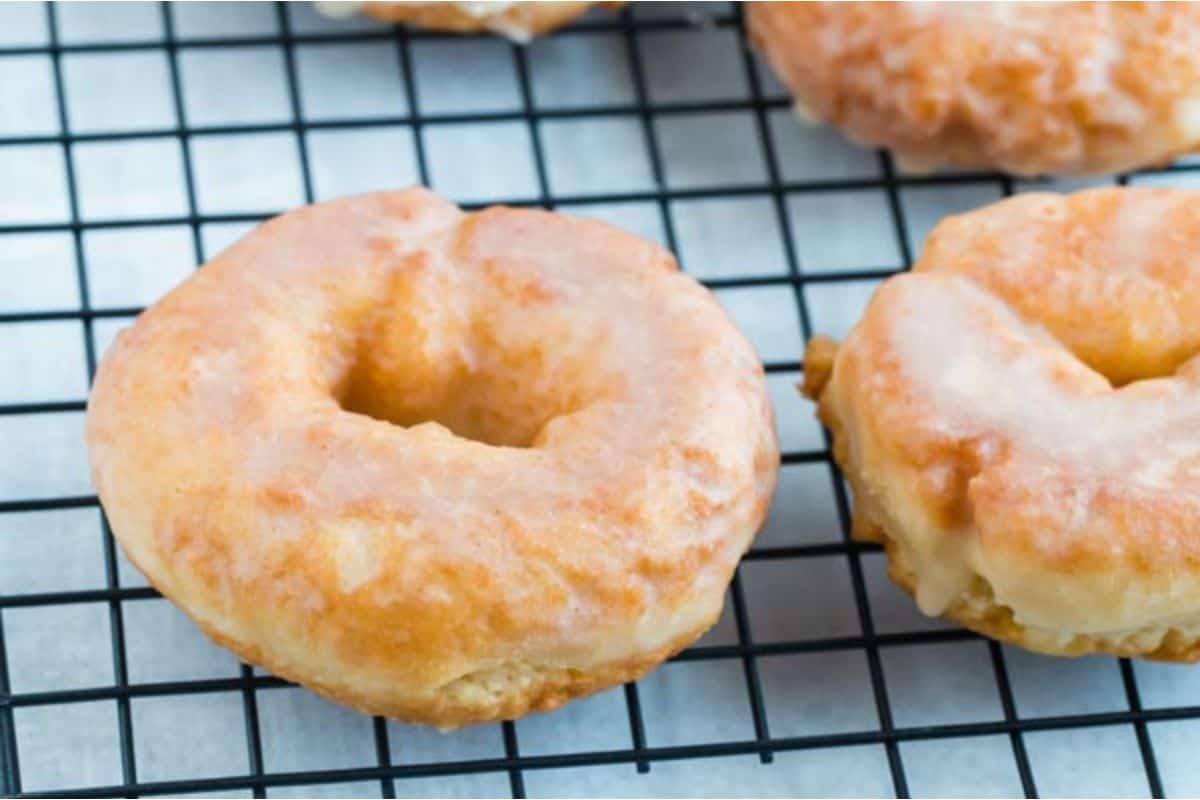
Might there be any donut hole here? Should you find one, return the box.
[327,244,627,448]
[333,302,608,449]
[337,349,591,448]
[1055,331,1200,389]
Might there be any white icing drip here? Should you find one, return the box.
[453,1,517,18]
[791,99,821,126]
[313,1,526,38]
[1174,96,1200,139]
[313,1,363,19]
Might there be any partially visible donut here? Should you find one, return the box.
[748,2,1200,176]
[803,187,1200,660]
[315,2,612,40]
[86,188,778,727]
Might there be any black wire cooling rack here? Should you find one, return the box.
[4,2,1200,798]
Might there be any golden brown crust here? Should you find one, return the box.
[87,188,778,726]
[191,586,692,725]
[749,2,1200,176]
[355,2,613,39]
[802,187,1200,662]
[800,334,838,401]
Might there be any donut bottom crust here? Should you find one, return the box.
[806,339,1200,664]
[131,538,706,729]
[857,513,1200,664]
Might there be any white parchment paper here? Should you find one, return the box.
[4,2,1200,797]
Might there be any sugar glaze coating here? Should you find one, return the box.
[750,3,1200,175]
[87,189,778,725]
[805,188,1200,660]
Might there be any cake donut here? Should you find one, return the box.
[86,188,778,726]
[314,2,611,40]
[803,187,1200,660]
[748,2,1200,176]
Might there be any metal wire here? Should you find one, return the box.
[1,2,1196,797]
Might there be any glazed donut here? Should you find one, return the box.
[802,187,1200,660]
[86,188,777,726]
[314,2,611,40]
[748,2,1200,176]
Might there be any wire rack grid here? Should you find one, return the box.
[3,1,1200,797]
